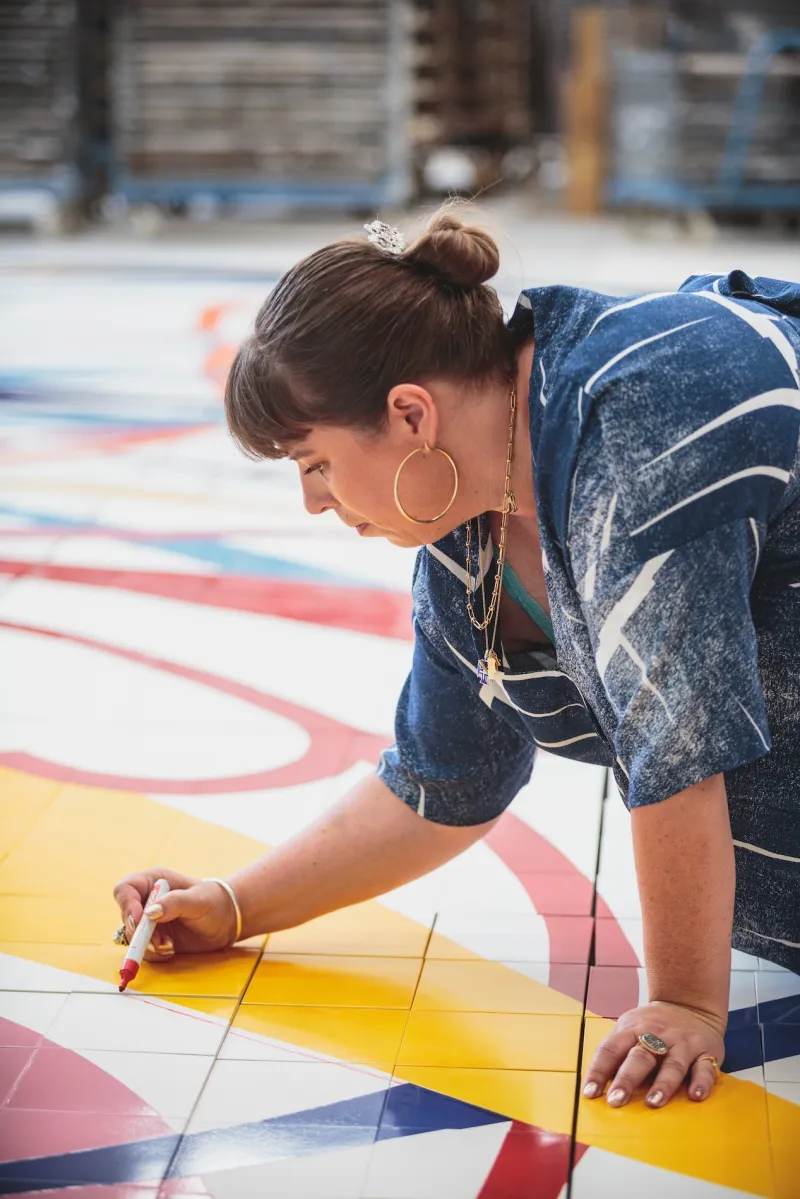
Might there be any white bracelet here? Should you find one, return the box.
[203,877,243,944]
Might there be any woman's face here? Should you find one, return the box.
[288,382,483,549]
[291,423,438,549]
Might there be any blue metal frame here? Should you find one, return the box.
[110,175,407,210]
[607,30,800,211]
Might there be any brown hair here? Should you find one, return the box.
[225,210,514,459]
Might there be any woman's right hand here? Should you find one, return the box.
[113,867,239,962]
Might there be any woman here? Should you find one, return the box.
[114,211,800,1112]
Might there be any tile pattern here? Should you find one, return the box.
[0,260,797,1199]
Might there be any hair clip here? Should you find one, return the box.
[364,220,406,255]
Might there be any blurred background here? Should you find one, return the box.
[1,0,800,239]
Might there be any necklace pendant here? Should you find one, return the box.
[477,651,502,685]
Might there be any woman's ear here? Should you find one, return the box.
[386,383,439,445]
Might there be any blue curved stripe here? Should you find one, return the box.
[0,1084,506,1194]
[0,504,383,589]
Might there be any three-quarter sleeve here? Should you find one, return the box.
[578,513,772,809]
[377,617,535,826]
[561,289,800,809]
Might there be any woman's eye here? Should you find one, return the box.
[303,463,324,476]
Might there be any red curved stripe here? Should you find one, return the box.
[0,620,388,794]
[0,561,413,640]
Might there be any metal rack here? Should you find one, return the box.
[605,5,800,213]
[108,0,414,214]
[0,0,81,219]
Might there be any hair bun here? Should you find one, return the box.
[404,211,500,288]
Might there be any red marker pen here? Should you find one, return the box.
[119,878,171,991]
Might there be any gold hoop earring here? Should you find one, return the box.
[393,442,459,525]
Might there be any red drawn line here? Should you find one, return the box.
[0,561,414,640]
[0,619,388,794]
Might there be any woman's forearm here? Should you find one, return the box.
[228,774,498,938]
[631,772,734,1029]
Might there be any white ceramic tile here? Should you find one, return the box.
[0,990,67,1038]
[45,993,231,1055]
[728,971,757,1014]
[731,949,762,971]
[759,958,796,972]
[0,951,117,994]
[766,1081,800,1105]
[764,1052,800,1084]
[571,1144,758,1198]
[594,869,641,920]
[216,1025,321,1063]
[756,970,800,1007]
[77,1049,215,1118]
[508,754,604,879]
[187,1059,390,1133]
[429,911,551,962]
[199,1142,375,1199]
[363,1122,512,1199]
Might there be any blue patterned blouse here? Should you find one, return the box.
[378,270,800,970]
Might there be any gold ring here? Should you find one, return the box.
[638,1032,669,1057]
[695,1053,722,1080]
[112,923,129,946]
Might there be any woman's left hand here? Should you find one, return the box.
[582,1001,726,1109]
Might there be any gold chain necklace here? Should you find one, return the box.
[465,383,517,684]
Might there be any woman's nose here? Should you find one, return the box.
[300,472,335,517]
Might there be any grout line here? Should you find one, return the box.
[157,944,264,1188]
[566,765,612,1198]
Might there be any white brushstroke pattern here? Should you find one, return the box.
[696,290,800,387]
[584,318,712,395]
[749,518,760,567]
[637,388,800,473]
[734,696,770,750]
[595,551,673,677]
[620,632,672,719]
[600,493,618,554]
[733,840,800,863]
[588,291,675,335]
[539,358,547,406]
[745,929,800,949]
[630,466,791,536]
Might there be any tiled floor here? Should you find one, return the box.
[0,241,798,1199]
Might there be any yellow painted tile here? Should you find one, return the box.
[767,1090,800,1199]
[772,1140,800,1199]
[412,959,581,1016]
[230,1003,408,1068]
[264,902,431,957]
[170,995,239,1024]
[394,1066,577,1129]
[0,773,60,856]
[576,1077,770,1144]
[0,849,152,897]
[397,1011,582,1071]
[581,1016,613,1066]
[575,1137,774,1198]
[0,895,121,943]
[86,943,262,998]
[0,941,100,976]
[244,954,422,1007]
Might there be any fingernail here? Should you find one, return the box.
[693,1087,705,1099]
[647,1091,665,1108]
[147,941,156,953]
[127,914,136,931]
[144,904,163,919]
[583,1082,599,1098]
[155,940,174,956]
[607,1089,626,1107]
